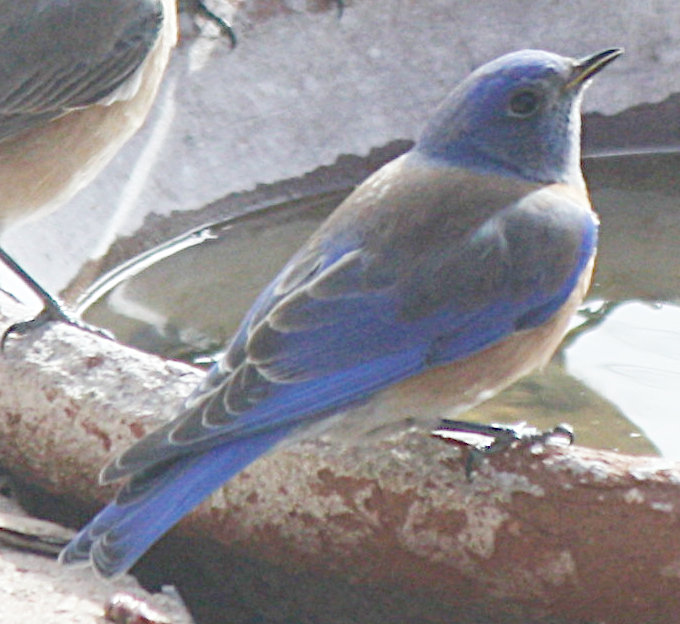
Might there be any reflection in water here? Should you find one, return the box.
[80,152,680,458]
[80,193,342,361]
[566,301,680,458]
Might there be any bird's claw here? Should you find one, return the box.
[188,0,237,47]
[434,420,574,480]
[2,305,114,351]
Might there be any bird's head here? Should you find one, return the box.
[416,48,622,185]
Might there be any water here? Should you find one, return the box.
[79,151,680,458]
[79,192,344,361]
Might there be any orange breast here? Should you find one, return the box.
[319,256,595,441]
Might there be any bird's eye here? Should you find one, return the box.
[508,89,541,118]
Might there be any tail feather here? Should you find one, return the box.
[59,425,295,577]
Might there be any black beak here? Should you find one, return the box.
[566,48,623,90]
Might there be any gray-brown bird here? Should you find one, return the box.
[0,0,178,337]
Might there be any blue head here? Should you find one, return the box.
[416,49,622,185]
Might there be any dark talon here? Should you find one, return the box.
[549,422,575,445]
[0,247,114,350]
[188,0,237,47]
[434,419,575,479]
[2,308,50,351]
[2,305,115,351]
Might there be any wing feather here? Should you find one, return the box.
[101,164,596,483]
[0,0,163,141]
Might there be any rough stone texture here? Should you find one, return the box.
[1,2,679,623]
[0,296,201,499]
[1,294,680,623]
[4,0,680,297]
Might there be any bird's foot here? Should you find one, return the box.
[433,420,574,480]
[182,0,237,47]
[2,302,114,351]
[0,247,114,349]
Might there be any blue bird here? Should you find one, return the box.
[60,48,622,577]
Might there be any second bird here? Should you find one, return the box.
[60,47,622,577]
[0,0,177,332]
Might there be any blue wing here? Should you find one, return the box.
[60,156,597,576]
[60,425,296,576]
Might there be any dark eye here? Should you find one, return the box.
[508,89,541,118]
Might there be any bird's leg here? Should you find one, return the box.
[335,0,346,18]
[434,419,574,480]
[0,247,113,349]
[181,0,237,47]
[183,0,346,46]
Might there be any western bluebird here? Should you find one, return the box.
[60,47,622,577]
[0,0,177,339]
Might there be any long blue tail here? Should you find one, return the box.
[59,425,295,577]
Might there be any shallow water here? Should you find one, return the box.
[80,151,680,459]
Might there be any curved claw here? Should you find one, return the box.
[2,305,114,351]
[549,422,575,445]
[190,0,237,47]
[434,419,575,480]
